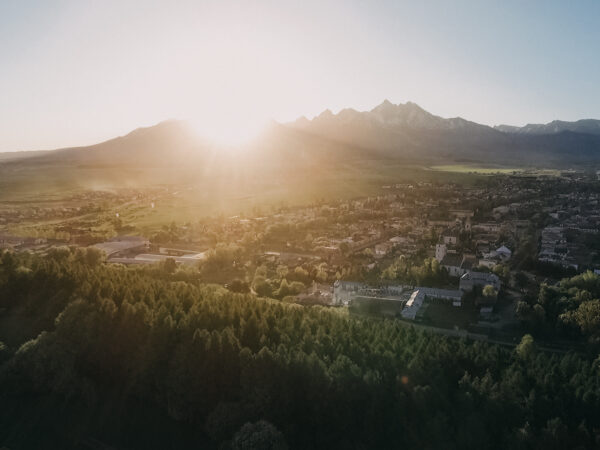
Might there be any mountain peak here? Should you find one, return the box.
[317,109,334,119]
[369,100,440,128]
[405,101,424,110]
[289,100,481,131]
[372,99,396,113]
[337,108,361,121]
[371,99,426,114]
[293,116,311,129]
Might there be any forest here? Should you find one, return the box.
[1,248,599,449]
[517,270,600,345]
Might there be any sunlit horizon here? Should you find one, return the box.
[188,111,270,148]
[1,1,599,152]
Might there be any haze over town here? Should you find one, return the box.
[2,2,600,450]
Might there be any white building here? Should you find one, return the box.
[495,245,512,261]
[401,290,425,320]
[435,243,447,262]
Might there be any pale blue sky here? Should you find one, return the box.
[1,0,599,151]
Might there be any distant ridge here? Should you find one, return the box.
[2,100,600,168]
[494,119,600,136]
[289,100,600,165]
[293,99,490,132]
[296,100,600,136]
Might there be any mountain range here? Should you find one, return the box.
[494,119,600,135]
[3,100,600,169]
[289,100,600,165]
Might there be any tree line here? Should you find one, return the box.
[0,248,599,449]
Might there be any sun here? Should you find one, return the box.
[189,113,267,148]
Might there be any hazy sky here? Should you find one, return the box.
[1,0,599,151]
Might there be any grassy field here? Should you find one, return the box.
[429,164,563,177]
[0,159,487,237]
[420,301,479,329]
[429,164,524,174]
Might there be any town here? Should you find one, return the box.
[2,170,600,347]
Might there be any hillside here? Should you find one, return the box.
[2,101,600,207]
[3,120,372,171]
[3,101,600,173]
[18,120,208,167]
[0,150,49,163]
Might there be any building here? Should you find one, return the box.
[0,234,25,249]
[538,226,578,269]
[428,219,454,228]
[401,290,425,320]
[459,271,501,292]
[441,229,459,245]
[473,222,502,233]
[109,252,206,266]
[440,253,465,277]
[450,209,475,219]
[333,280,365,306]
[460,254,478,273]
[478,258,497,269]
[464,217,472,232]
[435,243,447,262]
[492,205,510,217]
[494,245,512,260]
[417,287,463,307]
[334,281,409,310]
[297,282,334,305]
[93,236,149,258]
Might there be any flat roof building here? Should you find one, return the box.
[401,290,425,320]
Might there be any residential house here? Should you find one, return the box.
[435,243,447,262]
[442,229,460,245]
[441,253,464,277]
[495,245,512,261]
[459,271,501,292]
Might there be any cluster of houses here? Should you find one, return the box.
[434,223,512,276]
[333,266,501,321]
[526,190,600,270]
[0,234,47,251]
[538,227,578,269]
[330,204,508,320]
[537,201,600,270]
[253,182,600,273]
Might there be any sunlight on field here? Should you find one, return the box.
[429,165,524,174]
